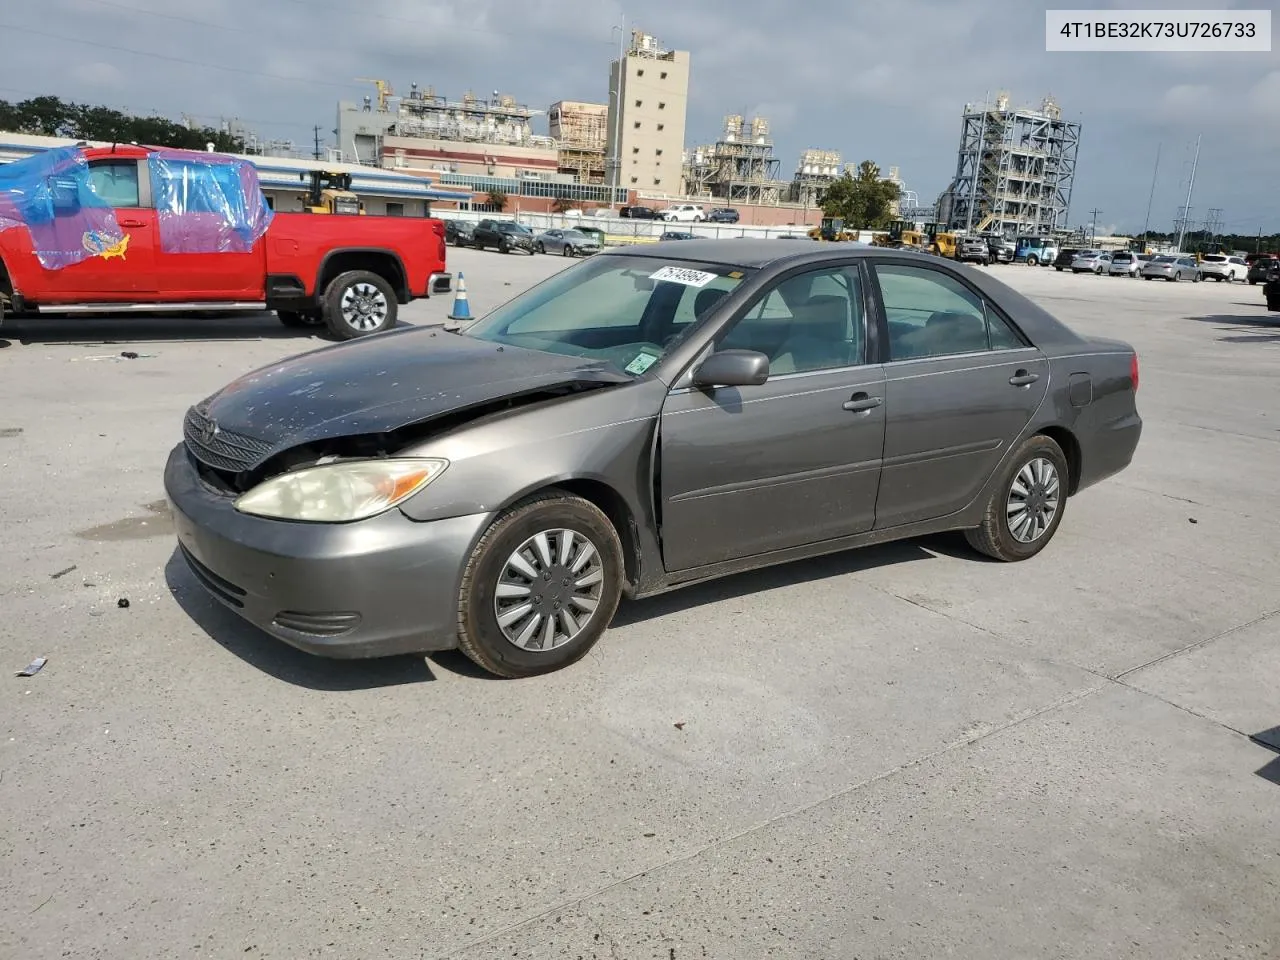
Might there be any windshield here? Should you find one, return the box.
[464,255,752,377]
[499,222,530,233]
[1202,255,1226,262]
[1113,253,1132,260]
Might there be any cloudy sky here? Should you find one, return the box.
[5,0,1278,234]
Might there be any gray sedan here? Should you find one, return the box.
[534,228,600,257]
[1140,255,1201,281]
[166,241,1142,678]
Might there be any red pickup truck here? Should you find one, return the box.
[0,144,451,339]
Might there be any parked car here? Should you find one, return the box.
[662,204,706,222]
[1052,248,1079,271]
[166,240,1142,678]
[444,219,474,247]
[1140,255,1201,281]
[1265,261,1280,310]
[0,144,450,340]
[1244,253,1274,284]
[982,235,1015,264]
[1107,251,1149,277]
[472,220,536,255]
[1071,250,1112,274]
[619,206,658,219]
[707,208,740,223]
[955,236,991,264]
[1198,254,1247,282]
[1247,255,1278,285]
[534,228,600,257]
[574,226,607,249]
[660,231,697,241]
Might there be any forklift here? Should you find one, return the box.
[299,170,364,215]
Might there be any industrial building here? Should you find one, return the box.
[549,100,608,184]
[605,30,691,191]
[790,148,842,207]
[681,115,784,205]
[936,92,1081,237]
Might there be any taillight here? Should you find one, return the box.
[1130,353,1139,392]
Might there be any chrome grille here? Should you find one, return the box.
[182,405,272,473]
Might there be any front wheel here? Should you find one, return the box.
[1193,272,1201,282]
[322,270,397,340]
[535,242,545,254]
[1027,255,1039,266]
[965,435,1069,562]
[562,244,572,257]
[456,491,625,678]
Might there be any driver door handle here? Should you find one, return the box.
[842,392,883,413]
[1009,370,1040,386]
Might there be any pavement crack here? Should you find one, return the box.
[1113,605,1280,681]
[427,682,1108,960]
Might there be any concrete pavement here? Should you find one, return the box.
[0,250,1277,959]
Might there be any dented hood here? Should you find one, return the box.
[196,327,629,467]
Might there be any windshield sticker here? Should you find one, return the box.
[625,352,659,375]
[649,265,717,288]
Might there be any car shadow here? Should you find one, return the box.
[1189,313,1280,344]
[1252,726,1280,788]
[3,314,428,346]
[164,549,437,690]
[612,535,959,625]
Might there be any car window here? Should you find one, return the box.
[87,160,141,208]
[875,264,1016,360]
[1203,255,1226,262]
[670,273,742,327]
[715,266,864,375]
[466,256,750,376]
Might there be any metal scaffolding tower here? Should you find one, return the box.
[939,93,1081,237]
[682,115,784,204]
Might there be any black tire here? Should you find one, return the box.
[499,240,509,254]
[965,434,1069,562]
[456,491,624,678]
[1055,266,1063,271]
[1027,255,1039,266]
[1193,272,1201,283]
[562,244,571,257]
[276,309,323,329]
[321,269,398,340]
[535,241,545,254]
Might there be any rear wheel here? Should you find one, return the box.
[456,491,624,678]
[322,270,397,340]
[965,435,1069,562]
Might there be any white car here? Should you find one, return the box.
[1071,250,1112,274]
[1198,254,1247,282]
[661,204,705,222]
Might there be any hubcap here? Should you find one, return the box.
[1006,457,1060,544]
[493,529,604,652]
[339,282,388,331]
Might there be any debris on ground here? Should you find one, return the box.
[1188,517,1198,524]
[16,657,47,677]
[117,598,130,609]
[50,565,77,580]
[674,721,686,730]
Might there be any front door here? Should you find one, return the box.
[659,263,887,572]
[869,260,1050,528]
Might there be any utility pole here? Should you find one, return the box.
[312,125,322,160]
[1088,207,1101,246]
[609,17,626,203]
[1141,142,1160,247]
[1175,133,1201,253]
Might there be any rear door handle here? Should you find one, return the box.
[120,219,145,227]
[842,393,883,413]
[1009,370,1039,386]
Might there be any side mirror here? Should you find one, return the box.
[692,349,770,389]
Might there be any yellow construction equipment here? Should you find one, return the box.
[355,78,393,111]
[300,170,364,215]
[808,216,858,242]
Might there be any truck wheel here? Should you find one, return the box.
[1026,255,1039,266]
[277,310,323,329]
[322,270,397,340]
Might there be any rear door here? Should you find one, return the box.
[868,259,1049,529]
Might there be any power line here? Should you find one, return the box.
[67,0,243,35]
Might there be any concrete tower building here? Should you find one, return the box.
[605,30,690,193]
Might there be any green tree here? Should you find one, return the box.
[0,95,244,152]
[818,161,901,230]
[485,188,509,212]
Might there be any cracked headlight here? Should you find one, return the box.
[234,458,448,522]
